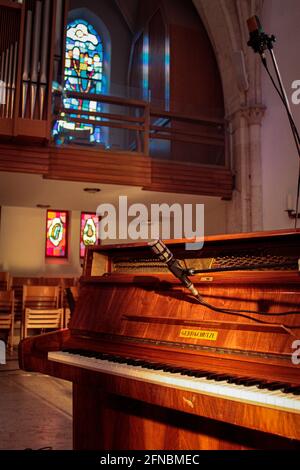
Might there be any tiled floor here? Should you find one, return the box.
[0,351,72,450]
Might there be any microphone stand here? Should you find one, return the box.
[247,22,300,227]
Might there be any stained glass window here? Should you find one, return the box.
[46,210,68,258]
[53,19,104,144]
[80,212,99,258]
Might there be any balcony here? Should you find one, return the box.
[0,84,232,198]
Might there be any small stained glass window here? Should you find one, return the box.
[80,212,99,258]
[46,210,68,258]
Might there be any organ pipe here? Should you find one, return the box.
[30,1,42,119]
[0,0,66,134]
[1,48,9,118]
[0,53,4,113]
[22,9,32,118]
[6,43,13,118]
[11,41,18,118]
[39,0,50,119]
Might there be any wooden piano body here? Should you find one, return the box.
[19,230,300,449]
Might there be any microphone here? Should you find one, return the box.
[247,15,275,59]
[148,239,199,297]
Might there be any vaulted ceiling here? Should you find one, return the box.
[114,0,140,33]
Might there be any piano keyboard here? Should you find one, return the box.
[48,350,300,413]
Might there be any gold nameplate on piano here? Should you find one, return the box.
[179,329,218,341]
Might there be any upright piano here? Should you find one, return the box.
[19,230,300,450]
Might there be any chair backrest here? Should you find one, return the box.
[0,290,15,350]
[0,272,11,291]
[64,286,79,327]
[22,285,60,311]
[22,286,62,339]
[24,308,63,333]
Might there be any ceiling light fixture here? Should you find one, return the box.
[36,204,51,209]
[83,187,101,194]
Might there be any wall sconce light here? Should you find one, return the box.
[286,209,300,219]
[285,194,300,219]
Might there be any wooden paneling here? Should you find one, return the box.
[0,143,151,187]
[0,142,232,197]
[0,143,49,173]
[169,23,223,113]
[47,146,151,187]
[73,383,300,450]
[144,159,232,198]
[169,22,224,164]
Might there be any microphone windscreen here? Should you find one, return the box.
[247,15,261,33]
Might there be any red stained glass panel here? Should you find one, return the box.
[80,212,99,258]
[46,210,68,258]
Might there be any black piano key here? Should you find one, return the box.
[97,353,109,359]
[213,375,232,382]
[227,376,251,385]
[186,370,203,376]
[265,382,287,391]
[108,355,119,362]
[257,381,277,389]
[241,378,264,387]
[114,357,128,364]
[283,386,300,395]
[143,362,156,369]
[206,374,229,381]
[94,353,105,359]
[125,359,144,366]
[179,369,192,375]
[168,366,188,373]
[190,371,208,378]
[80,351,96,358]
[147,363,164,370]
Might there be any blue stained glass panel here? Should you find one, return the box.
[53,19,104,145]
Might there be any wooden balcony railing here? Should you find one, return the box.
[0,88,232,198]
[52,90,226,165]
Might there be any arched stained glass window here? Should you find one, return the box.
[53,19,104,144]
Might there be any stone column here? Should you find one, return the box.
[245,105,265,231]
[226,104,265,233]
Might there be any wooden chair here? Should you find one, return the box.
[0,290,15,351]
[0,272,11,290]
[22,285,62,339]
[64,286,79,328]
